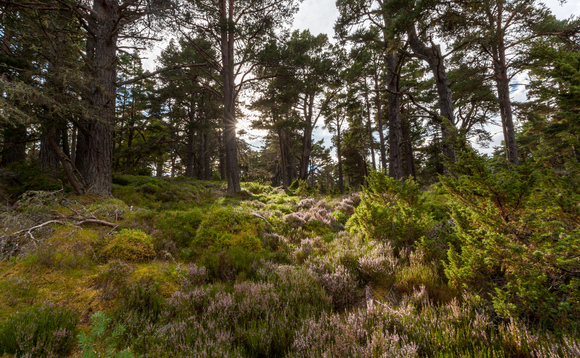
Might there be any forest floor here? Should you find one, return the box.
[0,174,579,357]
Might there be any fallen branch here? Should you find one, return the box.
[0,218,117,241]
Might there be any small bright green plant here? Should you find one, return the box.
[78,312,135,358]
[101,229,155,262]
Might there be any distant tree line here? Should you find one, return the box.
[0,0,578,195]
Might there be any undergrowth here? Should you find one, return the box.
[0,170,578,357]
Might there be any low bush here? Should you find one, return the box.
[0,302,79,357]
[442,146,580,328]
[109,267,331,357]
[101,229,156,262]
[347,172,439,251]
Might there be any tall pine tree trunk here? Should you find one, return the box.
[299,95,314,180]
[364,93,376,171]
[373,75,387,173]
[336,123,344,194]
[494,51,519,165]
[221,0,241,193]
[386,52,403,180]
[77,0,119,196]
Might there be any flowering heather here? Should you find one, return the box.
[181,263,208,287]
[297,198,317,210]
[283,206,342,230]
[358,241,398,281]
[318,265,360,311]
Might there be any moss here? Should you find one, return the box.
[101,229,155,263]
[193,207,265,255]
[155,208,205,247]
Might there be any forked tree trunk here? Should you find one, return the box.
[408,28,456,164]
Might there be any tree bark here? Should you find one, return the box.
[336,122,344,194]
[373,75,387,173]
[185,111,196,177]
[386,53,404,180]
[401,112,416,179]
[47,127,86,195]
[220,0,241,193]
[493,41,519,165]
[299,94,315,180]
[76,0,119,196]
[40,128,61,172]
[364,92,376,171]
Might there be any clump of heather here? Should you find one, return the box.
[297,198,316,210]
[290,311,419,358]
[358,241,398,282]
[181,262,208,287]
[93,260,134,300]
[0,302,79,357]
[111,266,332,356]
[283,205,342,231]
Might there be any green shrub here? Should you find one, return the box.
[442,144,580,327]
[4,161,62,198]
[347,172,437,250]
[242,181,271,194]
[290,179,315,196]
[0,302,79,357]
[102,229,155,262]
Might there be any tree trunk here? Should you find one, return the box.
[336,122,344,194]
[47,127,86,195]
[373,75,387,173]
[40,128,61,172]
[221,0,241,193]
[299,95,315,180]
[203,130,211,180]
[218,128,226,181]
[494,52,519,165]
[77,0,119,196]
[401,112,416,179]
[386,53,404,180]
[278,126,290,188]
[365,92,376,171]
[408,28,456,163]
[71,126,77,165]
[185,114,196,177]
